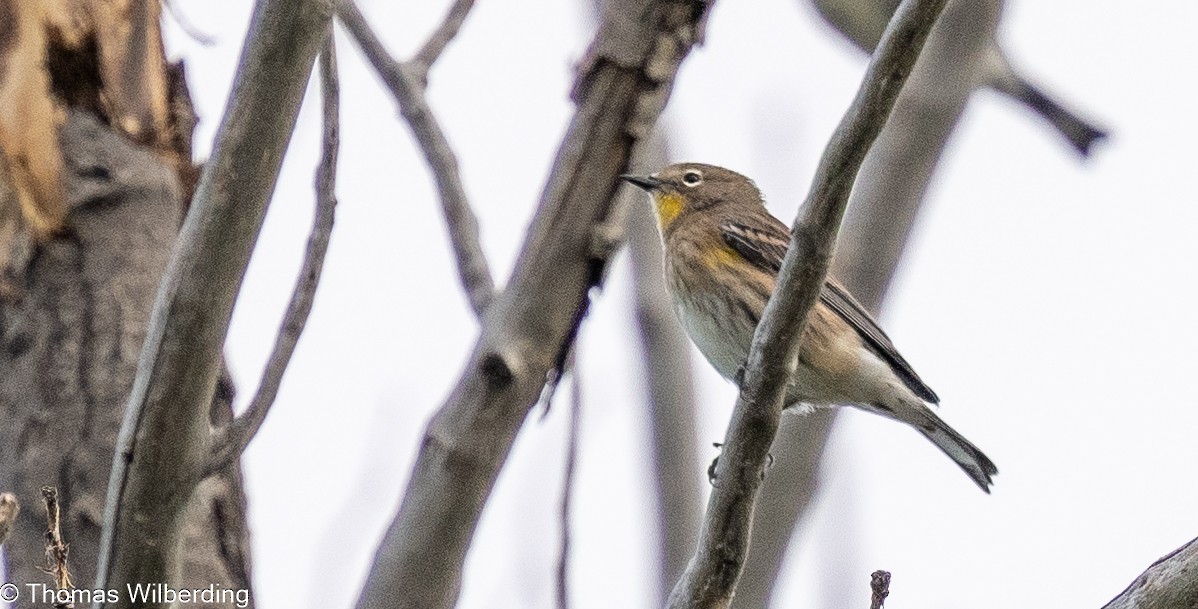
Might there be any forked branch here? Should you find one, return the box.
[206,34,342,476]
[338,0,494,316]
[93,2,332,606]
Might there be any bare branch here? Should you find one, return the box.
[351,2,713,607]
[206,34,341,477]
[730,411,834,609]
[736,10,1005,601]
[666,0,948,606]
[337,0,494,316]
[412,0,477,80]
[93,1,332,606]
[0,492,16,547]
[869,570,891,609]
[42,487,73,593]
[557,366,583,609]
[1101,536,1198,609]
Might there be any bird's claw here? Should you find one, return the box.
[707,442,723,484]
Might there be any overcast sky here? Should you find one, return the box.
[163,1,1198,608]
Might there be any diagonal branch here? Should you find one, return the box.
[736,4,1004,604]
[412,0,476,80]
[92,1,332,606]
[337,0,494,316]
[205,33,342,477]
[351,2,714,608]
[1100,536,1198,609]
[665,0,948,606]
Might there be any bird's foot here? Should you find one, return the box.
[707,442,723,484]
[734,362,747,386]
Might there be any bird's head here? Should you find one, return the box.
[620,163,764,232]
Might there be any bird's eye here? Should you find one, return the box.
[682,170,703,186]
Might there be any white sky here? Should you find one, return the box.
[161,1,1198,609]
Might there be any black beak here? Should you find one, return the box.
[620,174,664,192]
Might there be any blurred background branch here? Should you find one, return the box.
[811,0,1107,156]
[626,134,704,603]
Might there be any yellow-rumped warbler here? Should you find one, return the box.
[622,163,997,492]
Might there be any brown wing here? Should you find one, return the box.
[721,221,939,404]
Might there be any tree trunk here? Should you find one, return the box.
[0,111,253,608]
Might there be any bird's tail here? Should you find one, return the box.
[914,410,998,493]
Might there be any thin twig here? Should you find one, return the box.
[337,0,494,316]
[161,0,218,46]
[205,31,341,477]
[557,363,582,609]
[870,570,891,609]
[41,487,72,592]
[412,0,476,81]
[0,492,19,547]
[666,0,948,606]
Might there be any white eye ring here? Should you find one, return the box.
[681,170,703,186]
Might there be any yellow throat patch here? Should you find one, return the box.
[652,191,684,228]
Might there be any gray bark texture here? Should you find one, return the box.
[1101,537,1198,609]
[0,111,253,608]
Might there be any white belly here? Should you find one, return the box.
[671,288,916,411]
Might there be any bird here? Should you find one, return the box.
[621,162,997,492]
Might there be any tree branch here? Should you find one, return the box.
[351,2,714,607]
[205,34,341,477]
[412,0,476,81]
[734,4,1002,606]
[665,0,948,606]
[92,1,332,606]
[1101,536,1198,609]
[337,0,495,316]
